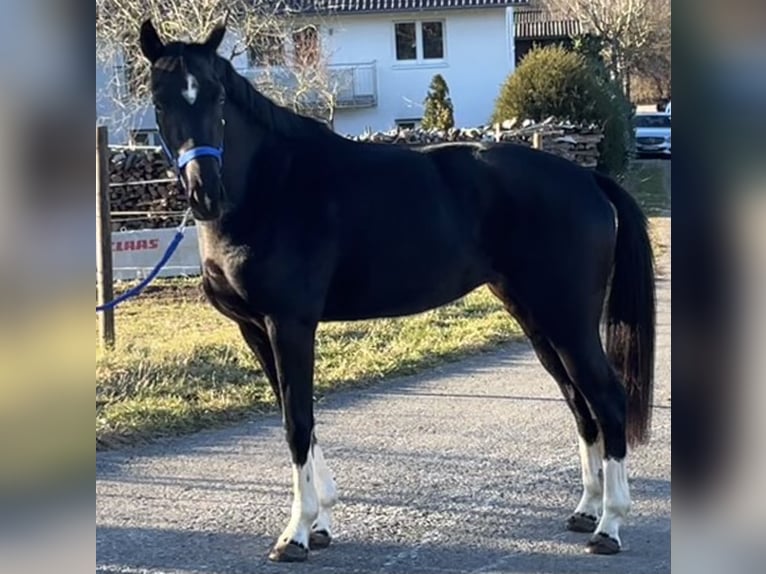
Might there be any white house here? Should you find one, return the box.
[96,0,526,142]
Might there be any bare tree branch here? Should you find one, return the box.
[544,0,671,98]
[96,1,340,138]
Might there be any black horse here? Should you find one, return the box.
[139,20,655,562]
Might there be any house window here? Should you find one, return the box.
[394,21,445,62]
[422,22,444,59]
[248,34,285,67]
[395,22,417,60]
[292,26,319,67]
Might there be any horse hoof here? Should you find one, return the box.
[567,512,598,533]
[309,529,332,550]
[268,540,309,562]
[585,532,621,555]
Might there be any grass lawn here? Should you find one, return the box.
[623,160,671,261]
[96,285,522,448]
[622,160,671,217]
[96,165,670,449]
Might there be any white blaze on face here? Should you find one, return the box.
[181,73,199,105]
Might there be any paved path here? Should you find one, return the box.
[97,230,671,574]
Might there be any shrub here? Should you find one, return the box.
[421,74,455,131]
[491,45,632,176]
[572,36,635,176]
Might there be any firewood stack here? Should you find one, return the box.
[349,118,604,169]
[108,148,187,231]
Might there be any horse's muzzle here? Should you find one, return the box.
[189,186,222,221]
[185,157,222,221]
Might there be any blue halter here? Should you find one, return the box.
[176,145,223,169]
[157,133,224,194]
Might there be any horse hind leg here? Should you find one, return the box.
[533,339,603,532]
[488,287,603,534]
[531,340,605,532]
[530,334,604,534]
[554,338,632,555]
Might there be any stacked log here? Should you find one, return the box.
[106,120,603,229]
[107,148,186,231]
[347,118,603,168]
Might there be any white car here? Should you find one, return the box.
[634,112,671,157]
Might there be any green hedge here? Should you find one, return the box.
[492,45,632,175]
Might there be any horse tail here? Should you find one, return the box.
[594,171,657,448]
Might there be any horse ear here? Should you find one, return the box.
[203,23,226,54]
[139,19,164,63]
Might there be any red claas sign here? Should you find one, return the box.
[112,239,161,252]
[109,227,201,280]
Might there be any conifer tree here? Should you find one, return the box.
[421,74,455,131]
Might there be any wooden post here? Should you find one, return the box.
[96,125,115,349]
[532,132,543,150]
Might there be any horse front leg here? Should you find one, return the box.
[265,316,319,563]
[309,432,338,549]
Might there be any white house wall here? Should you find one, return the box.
[327,8,515,135]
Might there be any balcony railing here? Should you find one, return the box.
[328,61,377,108]
[239,61,377,110]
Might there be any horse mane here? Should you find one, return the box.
[213,56,337,142]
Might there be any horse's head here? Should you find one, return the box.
[139,19,227,221]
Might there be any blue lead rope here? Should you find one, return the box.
[96,132,223,313]
[96,209,192,313]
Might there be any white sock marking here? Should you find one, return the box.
[311,442,338,535]
[574,436,603,518]
[181,73,198,105]
[595,457,631,545]
[277,460,318,549]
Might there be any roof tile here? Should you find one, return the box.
[280,0,528,14]
[513,9,582,39]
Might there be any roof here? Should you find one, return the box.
[513,9,582,39]
[278,0,529,14]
